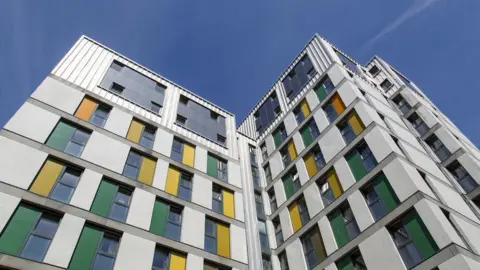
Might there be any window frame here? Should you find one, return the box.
[178,172,193,201]
[49,165,82,204]
[19,213,60,262]
[108,187,131,222]
[165,205,183,241]
[123,151,143,179]
[139,124,156,149]
[92,233,120,270]
[90,103,111,128]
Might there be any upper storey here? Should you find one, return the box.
[51,36,238,159]
[237,35,380,140]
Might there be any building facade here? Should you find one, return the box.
[0,35,479,270]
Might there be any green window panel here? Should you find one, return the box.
[0,204,40,255]
[283,175,295,199]
[375,174,399,213]
[300,126,313,147]
[346,151,367,181]
[336,256,353,270]
[404,211,438,260]
[273,131,282,148]
[315,85,328,102]
[90,180,117,217]
[329,210,349,248]
[68,224,102,270]
[207,155,218,179]
[150,200,168,236]
[46,121,75,151]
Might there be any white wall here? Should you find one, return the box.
[274,180,287,206]
[234,192,245,222]
[348,190,374,231]
[81,131,130,174]
[114,233,155,270]
[265,135,275,157]
[70,169,102,210]
[296,160,310,186]
[337,81,363,108]
[333,158,356,191]
[401,142,450,184]
[153,128,174,157]
[44,214,85,268]
[384,118,426,153]
[31,77,84,114]
[355,101,384,128]
[318,217,337,255]
[458,153,480,186]
[152,159,169,191]
[305,90,319,110]
[191,174,212,209]
[284,113,297,135]
[180,207,205,249]
[126,188,155,230]
[279,208,293,240]
[304,184,323,218]
[104,107,133,138]
[365,127,404,161]
[228,162,242,188]
[293,133,305,154]
[435,127,461,154]
[193,146,207,173]
[416,106,438,128]
[270,152,284,179]
[313,106,330,133]
[440,254,480,270]
[319,128,346,162]
[186,253,203,270]
[230,224,248,263]
[359,228,406,270]
[0,192,20,233]
[4,102,60,144]
[0,136,47,189]
[450,214,480,255]
[285,239,308,270]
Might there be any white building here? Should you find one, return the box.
[0,35,479,270]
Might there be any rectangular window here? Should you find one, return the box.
[336,250,367,270]
[122,150,157,185]
[249,145,257,164]
[204,262,229,270]
[273,217,283,246]
[447,162,478,193]
[74,97,111,128]
[217,134,226,146]
[426,135,451,162]
[263,256,273,270]
[368,65,380,77]
[303,147,326,179]
[294,100,311,124]
[283,168,301,199]
[171,138,195,167]
[68,224,120,270]
[264,164,272,184]
[408,113,429,137]
[273,124,288,148]
[150,102,162,115]
[152,247,186,270]
[389,210,438,269]
[207,154,228,182]
[126,119,156,149]
[346,142,377,181]
[110,82,125,94]
[317,170,343,207]
[0,204,59,262]
[176,115,187,126]
[258,220,270,251]
[149,199,183,241]
[268,189,277,213]
[279,251,289,270]
[323,93,345,123]
[314,76,335,102]
[300,119,320,147]
[380,79,394,92]
[289,196,310,232]
[301,227,327,269]
[282,54,316,101]
[252,166,260,187]
[338,111,365,144]
[29,159,82,204]
[393,95,411,115]
[255,192,265,217]
[46,120,90,157]
[363,174,399,221]
[205,218,230,258]
[90,180,131,222]
[261,143,268,161]
[165,166,193,201]
[281,140,297,167]
[329,204,360,248]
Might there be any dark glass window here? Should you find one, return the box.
[448,162,478,193]
[109,188,131,222]
[50,167,81,203]
[368,65,380,77]
[380,79,394,92]
[20,214,60,261]
[92,234,119,270]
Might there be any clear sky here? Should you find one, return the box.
[0,0,479,146]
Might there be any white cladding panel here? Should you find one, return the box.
[0,192,21,233]
[104,107,133,138]
[114,233,155,270]
[69,169,102,210]
[126,188,155,230]
[31,77,84,115]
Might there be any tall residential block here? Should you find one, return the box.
[0,35,479,270]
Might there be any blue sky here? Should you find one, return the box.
[0,0,479,146]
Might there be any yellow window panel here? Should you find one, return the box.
[126,120,144,143]
[217,223,230,258]
[287,140,297,160]
[289,202,302,232]
[300,100,311,117]
[169,252,186,270]
[165,167,180,196]
[30,159,64,196]
[348,111,365,135]
[331,94,346,115]
[182,143,195,167]
[304,152,318,178]
[222,190,235,218]
[327,170,343,199]
[138,157,156,185]
[74,97,97,121]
